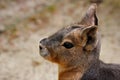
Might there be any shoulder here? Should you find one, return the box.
[99,61,120,80]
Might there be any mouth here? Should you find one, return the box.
[39,44,51,60]
[39,47,49,57]
[39,44,58,63]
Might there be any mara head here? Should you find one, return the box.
[39,4,100,67]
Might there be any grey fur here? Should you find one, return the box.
[39,4,120,80]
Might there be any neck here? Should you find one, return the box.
[58,59,100,80]
[81,60,100,80]
[58,56,90,80]
[59,65,85,80]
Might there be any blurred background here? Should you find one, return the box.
[0,0,120,80]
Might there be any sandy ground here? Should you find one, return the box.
[0,0,120,80]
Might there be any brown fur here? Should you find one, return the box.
[39,4,120,80]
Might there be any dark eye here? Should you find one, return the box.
[62,42,74,49]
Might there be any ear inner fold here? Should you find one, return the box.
[80,26,98,51]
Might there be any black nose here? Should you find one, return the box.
[39,38,47,50]
[39,44,44,50]
[39,45,43,50]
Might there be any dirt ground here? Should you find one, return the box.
[0,0,120,80]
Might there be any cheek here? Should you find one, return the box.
[73,46,83,53]
[46,47,63,63]
[49,46,83,64]
[50,47,70,63]
[56,48,75,64]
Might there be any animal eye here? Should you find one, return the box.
[62,42,74,49]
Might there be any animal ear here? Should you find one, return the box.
[79,4,98,26]
[80,26,98,51]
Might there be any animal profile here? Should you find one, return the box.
[39,3,120,80]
